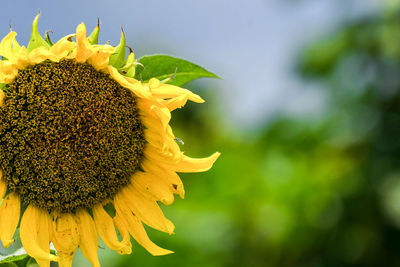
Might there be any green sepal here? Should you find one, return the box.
[119,51,137,78]
[134,55,220,86]
[27,12,50,52]
[108,28,126,69]
[44,31,53,46]
[88,18,100,45]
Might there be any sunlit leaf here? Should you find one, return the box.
[134,55,220,86]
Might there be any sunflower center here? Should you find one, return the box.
[0,59,146,213]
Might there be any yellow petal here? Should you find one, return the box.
[144,145,181,168]
[51,213,80,267]
[141,159,185,198]
[50,35,76,61]
[88,46,114,70]
[114,194,173,256]
[0,193,20,247]
[107,66,151,98]
[163,95,189,111]
[76,209,100,267]
[28,47,57,64]
[12,46,29,69]
[121,186,174,233]
[175,152,221,173]
[148,78,160,89]
[0,61,18,83]
[113,214,131,250]
[130,171,174,205]
[92,204,131,255]
[75,23,93,63]
[20,205,58,262]
[35,208,52,267]
[151,84,204,103]
[0,31,17,60]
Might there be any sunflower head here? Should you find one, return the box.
[0,13,219,267]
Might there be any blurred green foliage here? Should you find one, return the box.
[70,4,400,267]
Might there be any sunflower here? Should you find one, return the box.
[0,13,220,267]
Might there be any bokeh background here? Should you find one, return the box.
[3,0,400,266]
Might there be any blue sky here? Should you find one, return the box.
[0,0,383,130]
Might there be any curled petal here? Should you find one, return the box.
[114,194,173,256]
[93,204,132,255]
[75,23,93,63]
[0,31,18,60]
[113,214,131,249]
[175,152,221,173]
[121,186,174,233]
[151,84,204,103]
[163,95,189,111]
[108,66,151,98]
[20,205,58,262]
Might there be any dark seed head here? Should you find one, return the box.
[0,59,146,213]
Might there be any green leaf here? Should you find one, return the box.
[134,55,220,86]
[0,262,18,267]
[27,12,50,52]
[108,29,126,68]
[88,18,100,45]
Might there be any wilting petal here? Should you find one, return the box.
[76,209,100,267]
[0,193,20,247]
[114,194,173,256]
[20,205,58,262]
[92,204,131,255]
